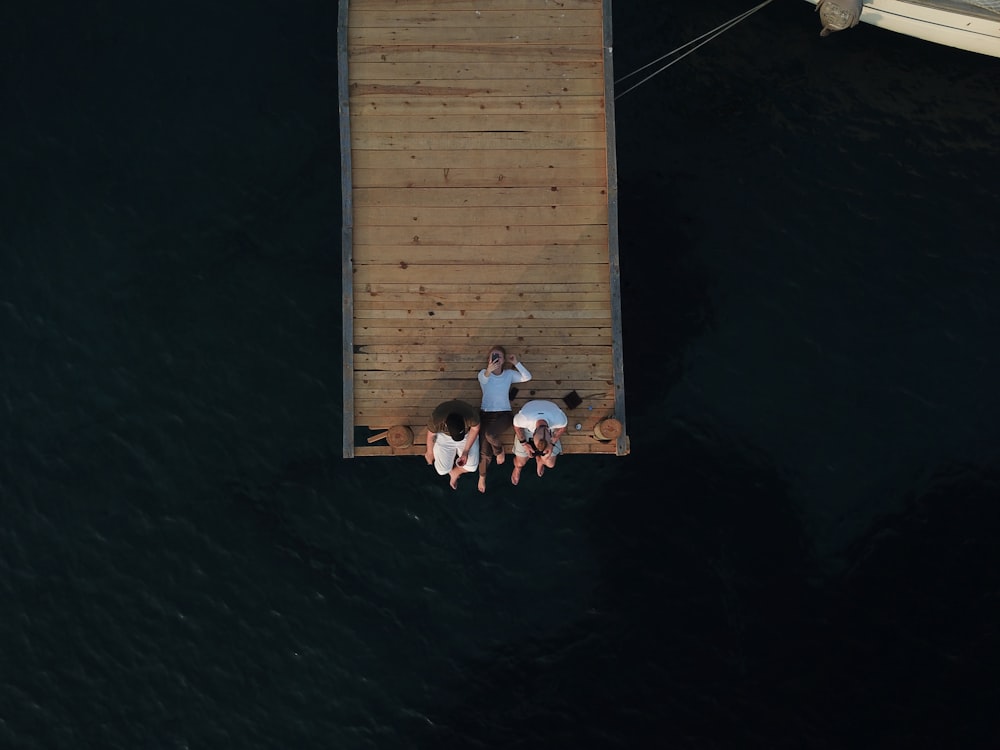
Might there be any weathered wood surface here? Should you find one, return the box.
[341,0,627,457]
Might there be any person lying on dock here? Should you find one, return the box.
[510,399,568,486]
[424,399,481,490]
[476,345,531,494]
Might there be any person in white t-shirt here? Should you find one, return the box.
[476,345,531,493]
[511,399,568,485]
[424,399,481,490]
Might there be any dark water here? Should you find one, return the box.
[3,1,999,748]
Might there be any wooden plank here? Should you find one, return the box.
[349,44,601,63]
[353,225,608,247]
[356,373,616,385]
[355,313,611,326]
[353,331,613,345]
[354,338,611,350]
[351,147,605,169]
[357,321,610,337]
[354,284,611,308]
[355,400,615,412]
[339,0,356,458]
[355,339,613,351]
[354,363,614,376]
[353,370,613,380]
[355,379,614,393]
[355,282,610,295]
[355,406,616,422]
[352,130,605,151]
[353,187,607,208]
[355,400,615,418]
[354,363,613,375]
[356,392,616,403]
[354,260,607,283]
[356,314,611,328]
[354,408,616,426]
[601,1,629,458]
[354,0,602,11]
[353,247,610,266]
[354,333,609,352]
[349,94,605,114]
[352,412,614,430]
[352,245,611,265]
[355,362,617,377]
[350,404,616,425]
[353,204,607,228]
[351,166,606,188]
[349,9,603,29]
[350,112,606,133]
[354,346,614,360]
[352,239,607,257]
[349,27,602,45]
[348,77,605,97]
[349,61,603,82]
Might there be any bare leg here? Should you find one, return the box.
[486,432,505,465]
[511,456,527,485]
[478,460,489,493]
[483,411,511,468]
[538,453,558,477]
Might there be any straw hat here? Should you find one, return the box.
[387,425,413,448]
[593,418,622,442]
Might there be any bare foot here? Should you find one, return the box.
[449,468,461,490]
[537,463,545,478]
[478,476,486,494]
[511,465,522,486]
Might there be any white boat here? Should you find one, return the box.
[804,0,1000,57]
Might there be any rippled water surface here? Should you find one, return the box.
[3,2,999,748]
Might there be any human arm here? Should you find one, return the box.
[424,430,436,464]
[513,423,539,457]
[509,355,531,382]
[457,423,481,466]
[549,406,569,440]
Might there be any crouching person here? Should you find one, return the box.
[511,399,568,485]
[424,399,481,490]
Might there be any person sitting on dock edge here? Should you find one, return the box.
[511,399,568,485]
[425,399,481,490]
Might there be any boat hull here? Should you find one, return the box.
[803,0,1000,57]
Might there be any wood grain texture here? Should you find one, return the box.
[341,0,627,458]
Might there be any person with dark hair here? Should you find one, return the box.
[424,399,481,490]
[476,345,531,493]
[510,399,568,485]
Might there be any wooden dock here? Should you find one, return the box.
[338,0,628,458]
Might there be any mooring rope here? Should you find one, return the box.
[614,0,777,100]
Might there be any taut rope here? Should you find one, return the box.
[614,0,777,100]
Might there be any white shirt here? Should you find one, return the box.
[478,362,531,411]
[513,399,568,431]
